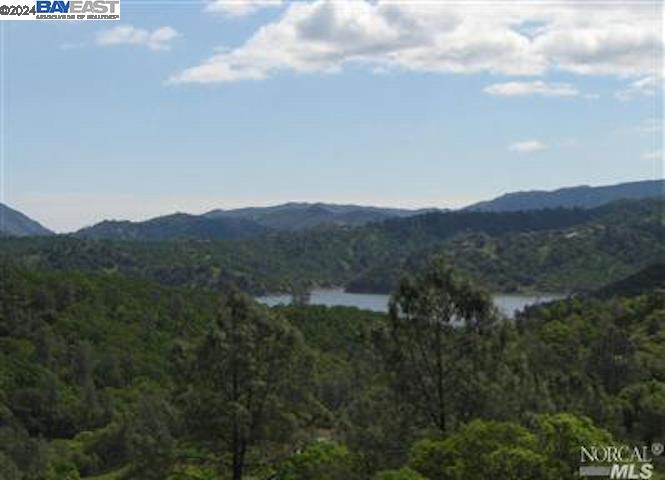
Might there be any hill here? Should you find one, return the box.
[465,179,664,212]
[204,202,433,231]
[0,260,662,479]
[70,180,663,240]
[593,263,665,298]
[0,203,53,237]
[3,198,663,295]
[74,203,433,240]
[75,212,268,241]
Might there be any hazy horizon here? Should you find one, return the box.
[3,175,661,233]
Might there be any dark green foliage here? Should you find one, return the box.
[178,291,316,479]
[407,414,613,480]
[204,202,422,231]
[75,214,268,241]
[385,257,497,433]
[277,441,359,480]
[2,199,662,295]
[0,264,217,478]
[373,467,426,480]
[0,248,663,479]
[595,264,665,298]
[126,394,177,479]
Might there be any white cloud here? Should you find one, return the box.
[509,140,547,153]
[641,150,663,161]
[97,25,180,51]
[484,81,579,97]
[170,1,662,84]
[205,0,283,16]
[615,76,662,101]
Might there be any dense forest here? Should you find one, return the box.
[1,198,663,295]
[0,254,663,479]
[0,196,663,478]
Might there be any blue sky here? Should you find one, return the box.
[1,0,662,232]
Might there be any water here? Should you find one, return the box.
[257,288,563,318]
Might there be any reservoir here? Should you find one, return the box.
[257,288,563,317]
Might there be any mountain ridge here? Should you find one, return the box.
[0,203,53,237]
[464,179,664,212]
[74,212,267,241]
[4,179,662,238]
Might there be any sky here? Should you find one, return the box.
[1,0,663,232]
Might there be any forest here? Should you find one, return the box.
[0,198,663,295]
[0,248,663,479]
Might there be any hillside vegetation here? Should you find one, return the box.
[1,199,663,295]
[0,258,663,479]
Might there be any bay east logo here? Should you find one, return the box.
[35,0,119,19]
[579,443,663,479]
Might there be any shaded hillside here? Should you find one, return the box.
[75,213,268,241]
[594,263,665,298]
[0,260,663,479]
[0,203,53,237]
[465,179,664,212]
[349,198,665,293]
[204,202,433,231]
[2,199,663,295]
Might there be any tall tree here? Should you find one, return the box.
[385,257,497,434]
[181,291,315,480]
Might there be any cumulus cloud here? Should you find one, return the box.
[205,0,283,16]
[484,81,579,97]
[509,140,547,153]
[97,25,180,51]
[170,0,662,84]
[615,76,662,101]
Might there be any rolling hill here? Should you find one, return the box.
[204,202,435,231]
[465,179,664,212]
[5,198,663,295]
[75,203,435,240]
[75,213,268,241]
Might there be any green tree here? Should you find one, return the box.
[374,467,426,480]
[127,393,177,479]
[386,257,496,434]
[181,291,315,480]
[409,420,549,480]
[534,413,614,478]
[278,441,358,480]
[619,381,665,443]
[0,452,21,480]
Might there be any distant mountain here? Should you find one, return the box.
[465,179,664,212]
[0,203,53,237]
[75,213,267,241]
[73,203,437,241]
[204,202,435,231]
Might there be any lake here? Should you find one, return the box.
[257,288,563,318]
